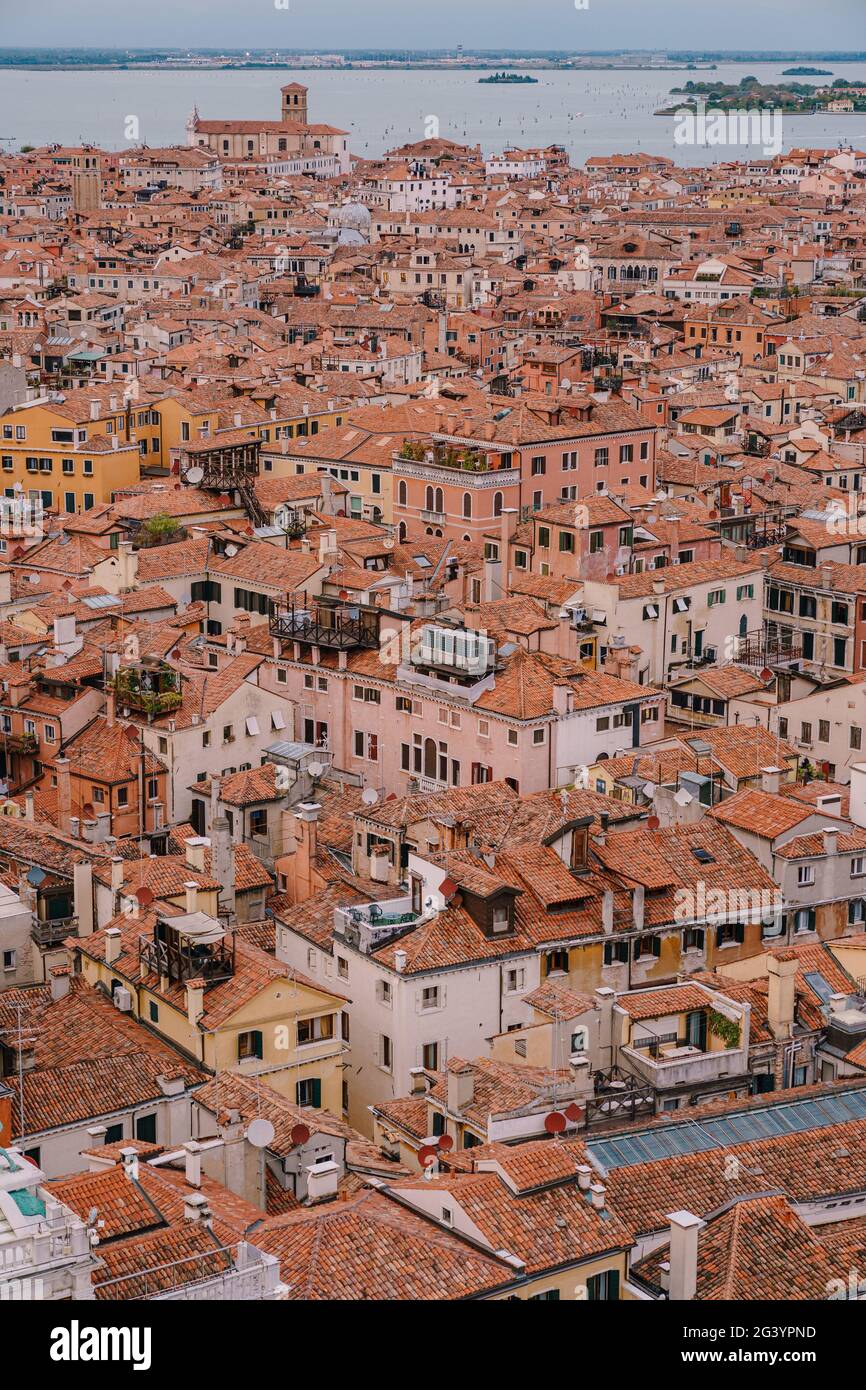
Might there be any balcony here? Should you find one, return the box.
[31,915,78,948]
[621,1038,749,1089]
[112,665,182,720]
[1,732,39,755]
[334,896,426,954]
[420,510,447,525]
[270,600,381,651]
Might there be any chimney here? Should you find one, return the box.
[210,815,236,912]
[49,965,71,1002]
[482,556,502,602]
[576,1164,592,1191]
[111,856,124,895]
[24,790,34,822]
[760,765,782,796]
[294,803,320,900]
[602,890,614,935]
[119,1146,140,1181]
[55,757,72,833]
[186,978,205,1027]
[305,1159,340,1205]
[183,1192,210,1224]
[73,861,94,936]
[89,399,101,420]
[822,826,839,856]
[184,880,199,915]
[184,838,206,872]
[183,1140,203,1188]
[589,1182,607,1212]
[667,1210,704,1301]
[447,1064,475,1112]
[394,948,408,973]
[632,884,645,932]
[104,927,122,965]
[767,953,798,1041]
[106,689,115,728]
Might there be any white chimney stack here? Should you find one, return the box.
[667,1210,704,1301]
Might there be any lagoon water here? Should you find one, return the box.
[1,62,866,163]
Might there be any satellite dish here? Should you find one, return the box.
[561,377,572,391]
[136,885,153,907]
[28,573,40,585]
[185,467,204,486]
[418,1144,439,1168]
[86,1206,99,1226]
[647,815,660,831]
[224,544,238,558]
[437,1133,454,1152]
[564,1103,584,1124]
[544,1111,567,1135]
[362,787,379,806]
[760,667,773,683]
[307,761,324,779]
[247,1118,276,1150]
[27,866,46,887]
[290,1122,311,1147]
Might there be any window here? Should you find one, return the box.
[421,986,440,1010]
[559,531,575,554]
[797,865,815,886]
[422,1042,439,1070]
[818,721,830,744]
[238,1029,263,1061]
[506,967,525,992]
[135,1113,157,1144]
[148,1001,159,1023]
[380,1035,393,1071]
[297,1014,334,1045]
[852,727,862,751]
[507,729,518,746]
[683,927,705,952]
[587,1269,620,1302]
[296,1077,322,1107]
[2,949,16,972]
[604,940,629,965]
[546,949,569,974]
[716,923,745,947]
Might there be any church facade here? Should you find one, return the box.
[187,84,350,176]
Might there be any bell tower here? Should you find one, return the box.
[281,84,308,125]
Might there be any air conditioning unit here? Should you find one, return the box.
[113,987,132,1013]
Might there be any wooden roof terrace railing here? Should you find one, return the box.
[270,603,381,650]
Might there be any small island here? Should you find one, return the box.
[479,71,538,84]
[782,66,833,76]
[656,75,866,115]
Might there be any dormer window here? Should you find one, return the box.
[492,905,510,934]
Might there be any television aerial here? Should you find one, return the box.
[362,787,379,806]
[185,467,204,486]
[308,761,324,780]
[224,544,238,558]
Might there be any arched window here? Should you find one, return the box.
[398,480,407,507]
[463,492,472,519]
[425,485,434,511]
[398,521,407,542]
[493,491,503,517]
[435,487,444,514]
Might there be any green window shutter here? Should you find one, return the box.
[311,1078,322,1108]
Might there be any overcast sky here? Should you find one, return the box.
[0,0,860,51]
